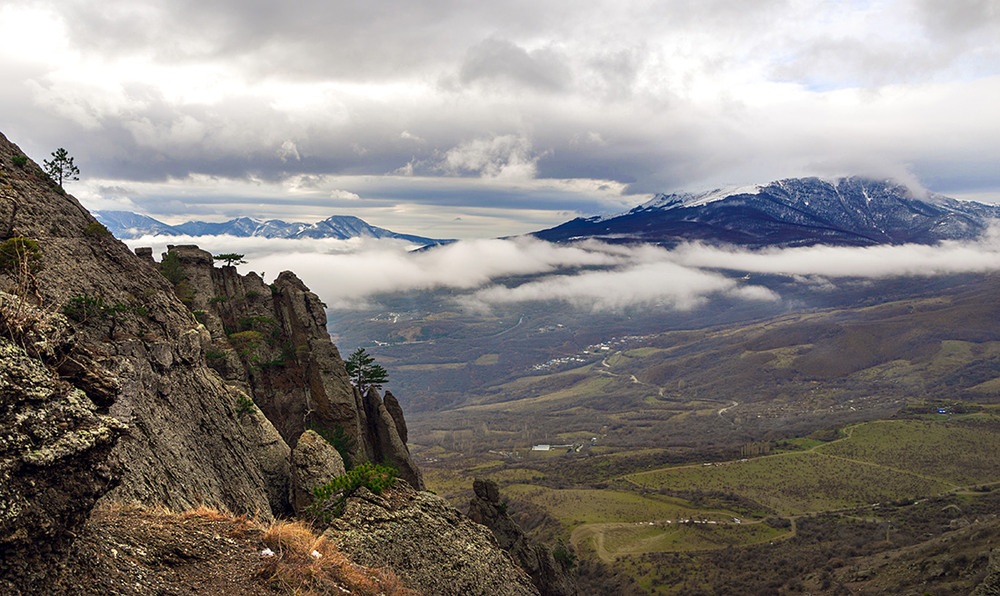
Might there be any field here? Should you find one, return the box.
[502,485,739,527]
[420,411,1000,590]
[815,418,1000,486]
[629,450,949,514]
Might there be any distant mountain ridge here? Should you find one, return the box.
[94,211,451,246]
[533,176,1000,247]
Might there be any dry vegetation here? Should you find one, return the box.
[258,519,416,596]
[60,503,419,596]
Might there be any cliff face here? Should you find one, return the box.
[1,132,294,516]
[161,244,423,490]
[0,131,422,585]
[468,478,580,596]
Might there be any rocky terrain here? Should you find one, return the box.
[468,478,579,596]
[0,131,543,594]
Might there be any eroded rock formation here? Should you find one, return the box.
[468,478,580,596]
[161,244,422,489]
[0,129,518,594]
[289,429,346,515]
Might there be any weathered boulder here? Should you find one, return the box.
[468,478,580,596]
[289,429,346,515]
[0,296,125,591]
[325,480,540,596]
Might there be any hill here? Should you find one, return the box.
[532,176,1000,247]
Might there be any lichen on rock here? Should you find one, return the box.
[325,480,540,596]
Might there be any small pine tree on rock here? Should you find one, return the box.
[345,348,388,394]
[43,148,80,187]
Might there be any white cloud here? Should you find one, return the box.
[277,140,300,162]
[122,231,1000,313]
[440,135,540,180]
[462,261,778,312]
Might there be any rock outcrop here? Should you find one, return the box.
[468,478,580,596]
[325,481,540,596]
[161,244,423,489]
[0,295,125,591]
[289,429,346,515]
[0,129,511,593]
[974,549,1000,596]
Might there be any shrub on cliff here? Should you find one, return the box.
[308,462,397,521]
[0,236,41,274]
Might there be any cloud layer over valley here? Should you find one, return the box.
[128,231,1000,312]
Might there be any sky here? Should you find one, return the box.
[2,0,1000,239]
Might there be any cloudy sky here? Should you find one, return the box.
[2,0,999,238]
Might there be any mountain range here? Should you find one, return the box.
[533,176,1000,247]
[93,210,451,246]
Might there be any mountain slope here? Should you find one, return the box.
[533,177,1000,247]
[94,211,450,246]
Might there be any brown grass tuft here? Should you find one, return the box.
[258,519,419,595]
[181,504,235,522]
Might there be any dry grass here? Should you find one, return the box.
[96,503,419,596]
[258,519,419,596]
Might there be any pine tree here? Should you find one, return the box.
[345,347,388,393]
[43,148,80,187]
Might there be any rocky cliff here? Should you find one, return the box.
[326,481,541,596]
[0,131,421,591]
[468,478,580,596]
[154,244,422,490]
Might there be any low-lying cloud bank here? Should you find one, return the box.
[125,229,1000,311]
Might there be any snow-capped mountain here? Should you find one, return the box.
[94,212,450,247]
[533,177,1000,247]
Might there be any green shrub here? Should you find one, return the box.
[83,222,112,238]
[63,293,147,339]
[192,310,208,324]
[552,541,577,569]
[237,315,277,331]
[11,154,27,167]
[63,294,106,322]
[205,349,226,361]
[0,237,42,274]
[159,251,187,285]
[209,295,228,304]
[308,462,397,521]
[236,394,256,416]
